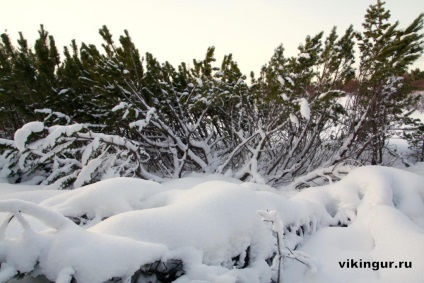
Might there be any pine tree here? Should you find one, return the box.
[0,32,39,137]
[355,1,424,164]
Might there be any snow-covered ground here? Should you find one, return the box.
[0,165,424,283]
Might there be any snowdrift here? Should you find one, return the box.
[0,166,424,283]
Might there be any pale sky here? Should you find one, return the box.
[2,0,424,74]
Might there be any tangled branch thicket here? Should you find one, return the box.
[0,2,423,189]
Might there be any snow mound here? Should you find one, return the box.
[0,166,423,282]
[41,178,165,227]
[0,200,167,283]
[284,166,424,283]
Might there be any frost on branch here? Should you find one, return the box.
[258,210,316,282]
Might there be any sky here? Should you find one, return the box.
[2,0,424,75]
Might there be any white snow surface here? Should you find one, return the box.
[0,165,424,282]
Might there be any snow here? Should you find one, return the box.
[1,165,424,282]
[34,109,71,124]
[277,75,285,85]
[196,78,203,87]
[14,122,45,152]
[299,98,311,120]
[290,113,299,127]
[299,53,311,59]
[72,158,104,189]
[48,124,83,138]
[284,166,424,283]
[285,76,294,86]
[0,138,15,148]
[41,177,165,226]
[81,137,100,166]
[58,89,69,95]
[111,102,129,112]
[404,162,424,177]
[129,107,156,131]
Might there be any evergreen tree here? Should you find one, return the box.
[0,32,39,137]
[354,1,424,164]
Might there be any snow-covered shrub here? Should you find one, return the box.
[1,3,423,187]
[0,121,154,188]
